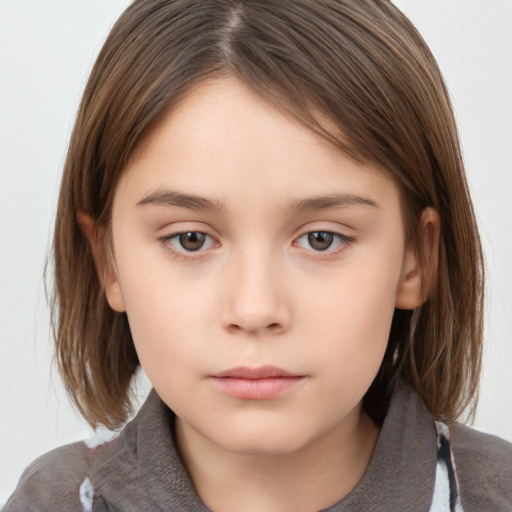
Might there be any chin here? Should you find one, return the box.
[213,425,311,457]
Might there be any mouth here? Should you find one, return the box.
[210,365,305,400]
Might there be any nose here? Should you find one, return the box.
[221,250,291,336]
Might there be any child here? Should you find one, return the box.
[5,0,512,510]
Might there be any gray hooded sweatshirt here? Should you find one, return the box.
[5,382,512,511]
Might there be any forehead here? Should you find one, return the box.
[119,75,399,212]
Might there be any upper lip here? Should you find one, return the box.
[213,365,300,379]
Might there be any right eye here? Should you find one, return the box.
[162,231,217,253]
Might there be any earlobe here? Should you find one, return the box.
[76,211,126,313]
[395,207,441,310]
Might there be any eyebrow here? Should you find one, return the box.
[136,189,378,212]
[287,193,379,211]
[136,190,226,212]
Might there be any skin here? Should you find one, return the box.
[81,76,439,512]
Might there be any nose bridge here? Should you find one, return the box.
[223,241,289,334]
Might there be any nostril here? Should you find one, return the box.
[227,322,283,335]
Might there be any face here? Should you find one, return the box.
[106,76,419,456]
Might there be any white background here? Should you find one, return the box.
[1,0,511,505]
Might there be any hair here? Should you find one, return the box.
[52,0,484,429]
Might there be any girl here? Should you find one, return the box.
[5,1,512,511]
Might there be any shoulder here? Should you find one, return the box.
[4,440,108,512]
[451,422,512,511]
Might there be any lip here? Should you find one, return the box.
[210,365,305,400]
[214,365,299,379]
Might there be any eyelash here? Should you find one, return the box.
[159,231,218,261]
[158,230,354,261]
[294,231,354,258]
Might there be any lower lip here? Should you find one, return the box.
[210,377,304,400]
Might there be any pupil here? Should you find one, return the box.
[179,232,205,251]
[308,232,333,251]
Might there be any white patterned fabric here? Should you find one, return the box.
[429,421,464,512]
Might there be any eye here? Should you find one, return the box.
[295,231,351,252]
[163,231,216,253]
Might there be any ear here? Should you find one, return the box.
[77,211,126,313]
[395,207,441,310]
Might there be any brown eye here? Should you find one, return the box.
[307,231,334,251]
[178,232,206,251]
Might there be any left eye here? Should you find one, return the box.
[165,231,216,252]
[295,231,349,252]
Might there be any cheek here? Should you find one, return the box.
[112,241,216,380]
[123,276,213,346]
[122,287,212,400]
[302,247,403,387]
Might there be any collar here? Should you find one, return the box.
[88,381,436,511]
[324,380,437,511]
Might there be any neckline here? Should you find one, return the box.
[91,381,437,511]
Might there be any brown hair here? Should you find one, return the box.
[52,0,484,429]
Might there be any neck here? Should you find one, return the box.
[175,405,379,512]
